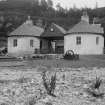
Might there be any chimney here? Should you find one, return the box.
[81,11,89,23]
[25,16,33,25]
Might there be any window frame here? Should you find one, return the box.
[96,37,99,45]
[13,39,17,47]
[76,36,81,45]
[30,39,34,47]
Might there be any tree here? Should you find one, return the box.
[56,3,67,17]
[47,0,53,8]
[40,0,48,7]
[56,3,65,12]
[34,0,40,5]
[56,3,61,11]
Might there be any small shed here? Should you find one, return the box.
[64,12,104,55]
[8,16,44,56]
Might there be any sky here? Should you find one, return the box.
[53,0,105,9]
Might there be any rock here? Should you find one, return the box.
[82,92,89,98]
[36,101,45,105]
[74,83,81,87]
[15,103,22,105]
[41,96,52,103]
[97,98,102,102]
[15,89,21,96]
[72,91,79,96]
[83,84,88,89]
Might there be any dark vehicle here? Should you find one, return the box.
[0,47,7,55]
[64,50,79,60]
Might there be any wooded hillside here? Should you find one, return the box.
[0,0,105,37]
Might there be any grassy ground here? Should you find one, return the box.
[0,55,104,104]
[24,55,105,68]
[0,55,105,69]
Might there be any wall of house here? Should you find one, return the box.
[8,36,40,56]
[64,34,104,55]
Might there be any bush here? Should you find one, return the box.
[86,77,104,98]
[42,71,56,97]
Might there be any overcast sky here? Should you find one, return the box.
[53,0,105,9]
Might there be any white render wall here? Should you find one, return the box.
[8,36,40,56]
[64,34,104,55]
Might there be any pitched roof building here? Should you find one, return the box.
[64,12,104,55]
[8,16,44,56]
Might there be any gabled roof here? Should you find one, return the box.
[9,18,44,37]
[67,20,104,34]
[41,23,66,37]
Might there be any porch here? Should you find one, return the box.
[36,37,64,54]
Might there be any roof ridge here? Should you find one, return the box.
[52,23,66,34]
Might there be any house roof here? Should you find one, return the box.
[9,18,44,37]
[41,23,66,37]
[67,20,104,35]
[66,12,104,35]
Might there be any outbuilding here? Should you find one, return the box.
[8,16,44,56]
[64,12,104,55]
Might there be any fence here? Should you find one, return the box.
[34,48,64,54]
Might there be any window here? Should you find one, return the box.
[76,36,81,45]
[96,37,99,45]
[13,39,17,47]
[30,40,34,47]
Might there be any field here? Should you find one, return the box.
[0,55,105,105]
[0,55,105,68]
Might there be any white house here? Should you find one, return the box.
[64,12,104,55]
[8,16,44,56]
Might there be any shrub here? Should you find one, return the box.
[42,71,56,97]
[86,77,104,98]
[92,76,102,89]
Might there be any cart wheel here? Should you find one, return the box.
[66,50,74,55]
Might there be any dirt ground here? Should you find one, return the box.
[0,55,104,105]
